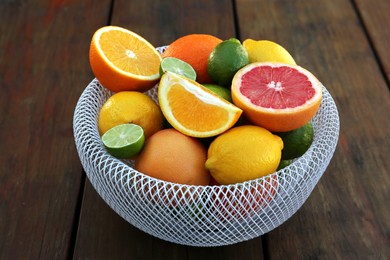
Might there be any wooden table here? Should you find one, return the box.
[1,0,389,259]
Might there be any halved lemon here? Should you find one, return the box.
[158,72,242,138]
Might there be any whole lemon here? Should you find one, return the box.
[205,125,283,185]
[243,39,296,65]
[98,91,164,139]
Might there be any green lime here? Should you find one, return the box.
[207,38,249,86]
[159,57,197,80]
[277,159,293,170]
[102,123,145,158]
[203,84,233,102]
[276,122,314,160]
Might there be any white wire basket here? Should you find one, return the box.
[73,48,339,247]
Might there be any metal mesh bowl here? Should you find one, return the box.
[73,48,339,247]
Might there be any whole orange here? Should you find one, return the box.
[162,34,222,83]
[134,128,210,207]
[135,128,210,185]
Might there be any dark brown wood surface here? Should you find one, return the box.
[1,0,389,259]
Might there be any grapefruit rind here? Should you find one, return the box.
[231,62,322,132]
[158,72,242,138]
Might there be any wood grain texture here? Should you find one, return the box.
[236,0,390,258]
[73,181,187,260]
[355,0,390,83]
[109,0,236,46]
[0,0,110,258]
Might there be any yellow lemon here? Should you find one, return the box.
[98,91,164,139]
[205,125,283,185]
[243,39,296,65]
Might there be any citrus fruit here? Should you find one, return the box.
[102,123,145,158]
[159,57,197,80]
[158,72,242,138]
[243,39,296,65]
[89,26,162,92]
[205,125,283,185]
[211,175,278,220]
[162,34,222,83]
[134,128,210,186]
[98,91,164,139]
[277,159,293,170]
[207,38,249,86]
[203,84,232,102]
[276,122,314,160]
[231,62,322,132]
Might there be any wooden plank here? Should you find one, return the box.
[108,0,236,46]
[236,0,390,258]
[73,181,187,260]
[355,0,390,84]
[72,0,265,258]
[187,240,264,260]
[0,0,111,258]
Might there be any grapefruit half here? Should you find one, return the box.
[231,62,322,132]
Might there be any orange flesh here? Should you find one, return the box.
[99,30,160,76]
[167,84,230,131]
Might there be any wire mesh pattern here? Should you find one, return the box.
[73,48,339,247]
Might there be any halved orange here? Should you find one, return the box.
[158,72,242,138]
[232,62,322,132]
[89,26,162,92]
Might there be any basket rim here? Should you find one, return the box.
[73,77,340,191]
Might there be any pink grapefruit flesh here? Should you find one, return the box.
[231,62,322,132]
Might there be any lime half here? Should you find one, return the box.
[102,123,145,158]
[159,57,197,80]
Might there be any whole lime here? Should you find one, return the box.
[276,122,314,160]
[208,38,249,86]
[203,84,232,102]
[277,159,293,170]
